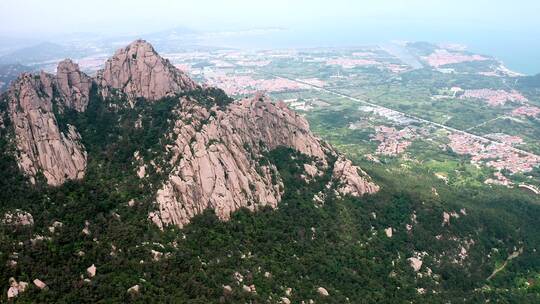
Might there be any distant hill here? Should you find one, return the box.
[0,63,32,92]
[0,42,86,65]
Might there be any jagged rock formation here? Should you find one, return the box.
[4,72,87,185]
[1,39,378,227]
[332,156,379,196]
[56,59,92,112]
[98,39,197,101]
[149,93,379,229]
[1,40,197,186]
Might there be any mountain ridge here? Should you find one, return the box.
[0,39,378,229]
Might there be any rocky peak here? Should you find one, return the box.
[3,72,87,186]
[1,40,377,221]
[98,39,197,100]
[56,59,92,112]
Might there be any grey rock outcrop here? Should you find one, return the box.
[98,39,197,101]
[408,257,423,272]
[5,73,87,185]
[87,264,96,278]
[56,59,92,112]
[332,156,380,196]
[33,279,47,290]
[149,93,378,229]
[127,284,140,296]
[7,278,28,299]
[1,40,378,224]
[1,39,197,186]
[317,287,329,296]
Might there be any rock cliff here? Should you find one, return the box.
[332,156,379,196]
[149,93,379,229]
[1,40,378,228]
[3,72,87,185]
[98,39,197,101]
[56,59,92,112]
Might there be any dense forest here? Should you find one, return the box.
[1,86,540,303]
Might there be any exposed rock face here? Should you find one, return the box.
[150,93,378,229]
[2,210,34,227]
[127,284,140,296]
[385,227,393,238]
[223,285,233,295]
[98,39,197,101]
[317,287,329,296]
[4,73,87,185]
[7,278,28,299]
[1,40,378,227]
[87,264,96,278]
[56,59,92,112]
[332,156,380,196]
[150,97,283,229]
[33,279,47,289]
[408,257,423,272]
[1,37,196,162]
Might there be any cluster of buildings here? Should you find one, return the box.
[326,58,380,68]
[485,171,513,187]
[447,133,539,175]
[423,49,488,67]
[430,87,464,100]
[351,51,376,57]
[485,133,524,146]
[69,54,109,74]
[460,89,528,106]
[511,105,540,117]
[359,106,418,125]
[371,126,416,156]
[325,57,408,74]
[385,63,409,73]
[204,74,309,96]
[235,60,271,67]
[283,98,329,112]
[209,60,235,68]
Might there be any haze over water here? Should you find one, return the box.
[204,26,540,75]
[1,0,539,74]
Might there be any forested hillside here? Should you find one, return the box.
[1,85,540,303]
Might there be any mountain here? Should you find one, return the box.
[150,93,378,228]
[0,39,377,228]
[1,40,539,303]
[98,40,198,101]
[0,42,71,65]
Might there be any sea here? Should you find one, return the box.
[199,26,540,76]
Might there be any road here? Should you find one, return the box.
[487,247,523,281]
[261,72,540,159]
[465,116,504,131]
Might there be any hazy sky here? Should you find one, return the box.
[1,0,539,73]
[1,0,539,36]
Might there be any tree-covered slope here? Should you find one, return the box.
[1,89,540,302]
